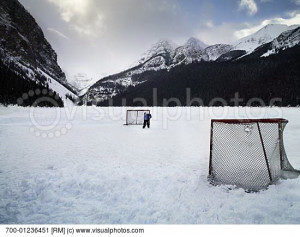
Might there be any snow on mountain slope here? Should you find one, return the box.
[0,0,77,104]
[137,38,209,70]
[204,44,232,61]
[85,24,300,103]
[273,27,300,50]
[67,73,100,97]
[233,24,300,53]
[260,27,300,57]
[185,37,208,49]
[85,40,177,103]
[84,38,214,103]
[138,39,177,67]
[173,37,209,64]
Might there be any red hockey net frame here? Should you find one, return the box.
[208,119,296,190]
[126,110,150,125]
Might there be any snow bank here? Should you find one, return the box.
[0,106,300,224]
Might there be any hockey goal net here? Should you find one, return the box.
[209,119,300,190]
[126,110,150,125]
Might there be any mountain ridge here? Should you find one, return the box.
[84,24,300,104]
[98,45,300,107]
[232,24,300,53]
[0,0,77,106]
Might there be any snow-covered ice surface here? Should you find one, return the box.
[0,106,300,224]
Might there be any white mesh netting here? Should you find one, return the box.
[209,119,300,190]
[126,110,150,125]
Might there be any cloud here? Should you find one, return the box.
[206,21,214,28]
[291,0,300,5]
[196,10,300,45]
[196,23,241,45]
[46,0,183,38]
[47,0,104,37]
[239,0,258,15]
[234,11,300,39]
[47,0,89,22]
[43,0,190,77]
[48,28,69,40]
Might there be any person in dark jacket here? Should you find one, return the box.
[143,112,152,129]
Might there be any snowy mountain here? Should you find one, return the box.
[185,37,208,49]
[85,24,300,104]
[85,40,177,103]
[232,24,300,53]
[67,73,99,96]
[137,38,210,69]
[0,0,77,105]
[217,24,300,62]
[173,37,209,64]
[99,45,300,107]
[241,26,300,59]
[261,27,300,57]
[204,44,232,61]
[84,37,213,103]
[138,39,177,68]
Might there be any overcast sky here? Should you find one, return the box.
[18,0,300,80]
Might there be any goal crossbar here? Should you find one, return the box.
[211,118,288,124]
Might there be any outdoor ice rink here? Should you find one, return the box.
[1,106,300,224]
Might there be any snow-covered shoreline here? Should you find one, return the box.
[0,106,300,224]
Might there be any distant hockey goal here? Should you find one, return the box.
[209,119,300,190]
[126,110,150,125]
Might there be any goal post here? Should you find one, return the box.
[209,119,300,190]
[126,110,150,125]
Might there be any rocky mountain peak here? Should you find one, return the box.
[185,37,208,50]
[0,0,77,103]
[233,24,300,53]
[0,0,66,82]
